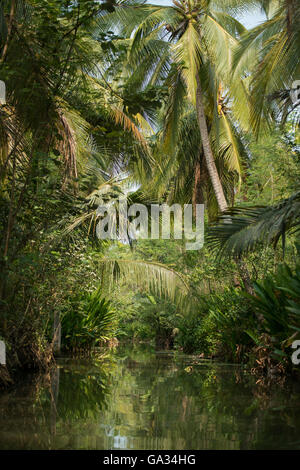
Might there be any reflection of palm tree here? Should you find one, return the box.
[50,367,60,437]
[181,395,188,422]
[0,348,299,449]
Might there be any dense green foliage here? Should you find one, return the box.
[251,264,300,350]
[0,0,299,385]
[61,287,116,353]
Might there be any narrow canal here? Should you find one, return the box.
[0,345,299,449]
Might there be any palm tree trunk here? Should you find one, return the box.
[195,77,254,294]
[195,75,228,213]
[192,154,206,217]
[192,157,205,216]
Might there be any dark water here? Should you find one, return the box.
[0,345,300,450]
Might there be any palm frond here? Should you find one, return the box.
[172,21,202,103]
[98,257,191,308]
[208,191,300,258]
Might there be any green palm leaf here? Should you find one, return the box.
[208,191,300,258]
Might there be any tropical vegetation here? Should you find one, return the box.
[0,0,299,387]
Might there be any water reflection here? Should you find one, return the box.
[0,345,299,449]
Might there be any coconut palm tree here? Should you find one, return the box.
[141,96,248,220]
[207,0,300,257]
[234,0,300,133]
[101,0,252,213]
